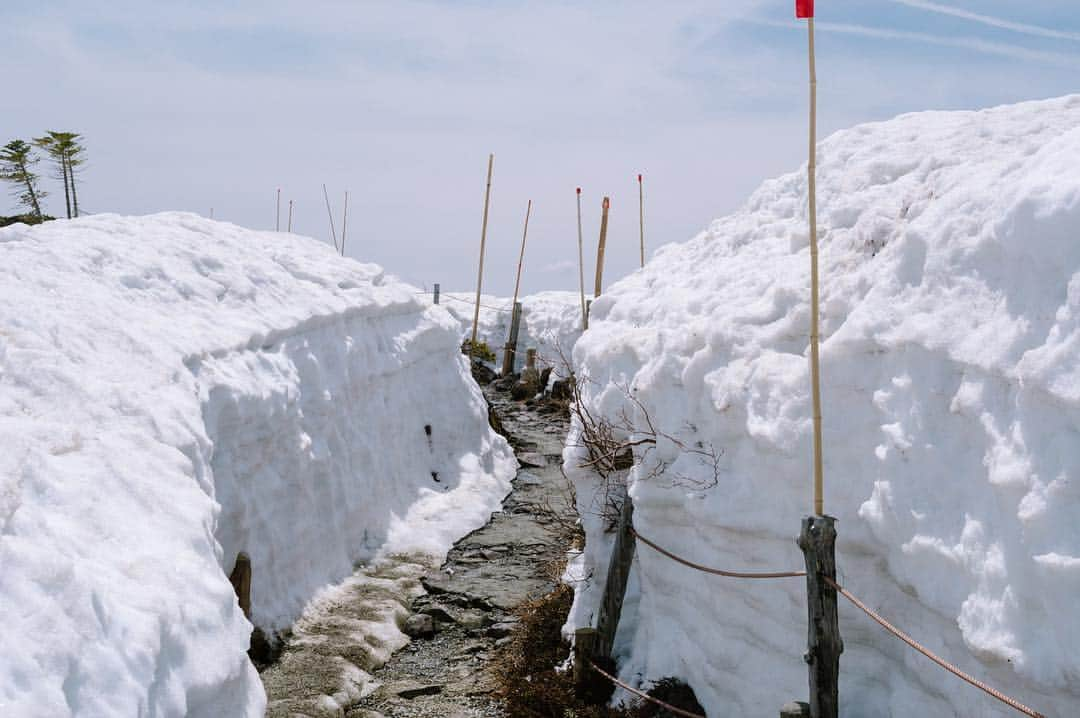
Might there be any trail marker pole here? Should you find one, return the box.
[341,190,349,256]
[276,188,281,231]
[638,174,645,268]
[594,196,610,297]
[470,153,495,350]
[576,187,587,330]
[287,200,293,232]
[502,199,532,376]
[322,183,339,253]
[433,283,440,305]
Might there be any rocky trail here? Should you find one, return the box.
[262,384,576,718]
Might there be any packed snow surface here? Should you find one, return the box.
[0,214,515,717]
[566,95,1080,716]
[442,290,583,369]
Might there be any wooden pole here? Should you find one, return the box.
[798,516,841,718]
[511,199,532,306]
[595,486,635,661]
[287,200,293,232]
[807,16,825,516]
[276,188,281,231]
[322,183,339,253]
[340,190,348,257]
[210,207,214,219]
[576,188,587,330]
[501,301,523,377]
[594,196,610,297]
[470,153,495,350]
[433,282,440,305]
[638,174,645,268]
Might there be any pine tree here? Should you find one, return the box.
[63,133,86,218]
[0,140,46,219]
[34,132,71,218]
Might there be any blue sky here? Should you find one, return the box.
[2,0,1078,294]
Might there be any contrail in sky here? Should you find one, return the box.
[889,0,1080,42]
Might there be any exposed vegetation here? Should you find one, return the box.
[1,131,87,220]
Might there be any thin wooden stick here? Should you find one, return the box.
[594,196,610,297]
[638,173,645,268]
[341,190,348,257]
[470,154,495,349]
[323,183,339,252]
[807,16,825,516]
[576,187,586,330]
[276,188,281,231]
[511,199,532,306]
[287,200,293,232]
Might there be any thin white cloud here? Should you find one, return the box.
[889,0,1080,42]
[751,18,1080,67]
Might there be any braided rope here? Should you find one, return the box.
[631,528,806,579]
[824,576,1045,718]
[587,660,706,718]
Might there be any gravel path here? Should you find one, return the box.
[263,386,574,718]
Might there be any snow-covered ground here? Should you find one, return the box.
[565,95,1080,716]
[0,214,515,717]
[440,290,583,370]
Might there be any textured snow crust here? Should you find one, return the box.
[0,214,514,717]
[565,96,1080,717]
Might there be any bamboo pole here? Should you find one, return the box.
[511,199,532,306]
[594,196,610,297]
[322,183,339,252]
[341,190,348,257]
[470,153,495,349]
[287,200,293,232]
[276,188,281,231]
[638,174,645,268]
[807,17,824,516]
[576,188,587,330]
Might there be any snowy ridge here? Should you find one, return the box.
[565,95,1080,716]
[0,213,515,716]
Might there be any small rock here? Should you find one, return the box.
[495,636,513,648]
[517,452,547,468]
[403,613,434,638]
[419,605,457,623]
[457,610,485,630]
[487,622,517,639]
[396,683,443,699]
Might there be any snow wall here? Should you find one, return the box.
[0,213,515,717]
[442,290,583,370]
[565,95,1080,716]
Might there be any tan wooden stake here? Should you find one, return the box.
[322,183,338,252]
[287,200,293,232]
[470,153,495,350]
[807,16,825,516]
[576,187,587,330]
[276,188,281,231]
[341,190,348,257]
[638,174,645,268]
[594,196,610,297]
[511,199,532,306]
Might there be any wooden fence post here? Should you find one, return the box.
[433,283,440,305]
[501,301,523,377]
[585,299,592,330]
[574,627,599,692]
[229,552,252,619]
[596,486,635,661]
[798,516,841,718]
[287,200,293,232]
[594,196,610,297]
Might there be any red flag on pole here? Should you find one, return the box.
[796,0,814,18]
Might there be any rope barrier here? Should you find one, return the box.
[631,528,807,579]
[429,293,512,312]
[586,660,706,718]
[824,576,1046,718]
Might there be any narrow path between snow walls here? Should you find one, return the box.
[0,214,514,717]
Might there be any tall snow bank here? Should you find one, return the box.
[0,213,515,717]
[566,95,1080,716]
[443,290,583,368]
